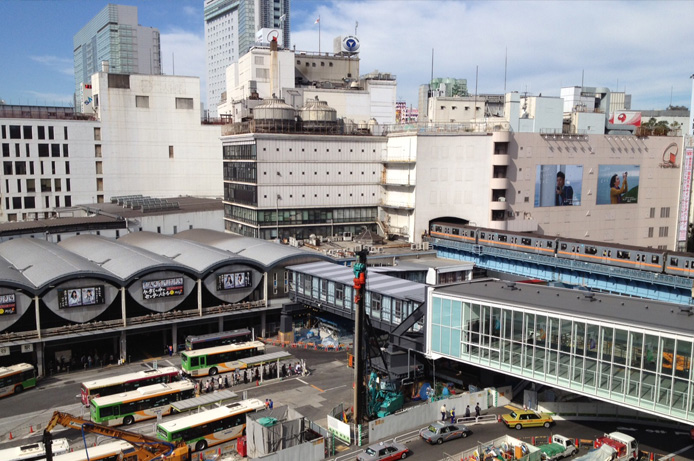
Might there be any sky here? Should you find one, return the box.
[1,0,693,112]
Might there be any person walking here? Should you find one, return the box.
[464,405,471,418]
[475,402,481,419]
[269,399,273,409]
[440,403,447,421]
[450,407,456,423]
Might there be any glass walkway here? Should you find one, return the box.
[429,279,694,424]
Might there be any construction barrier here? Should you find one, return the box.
[257,337,349,352]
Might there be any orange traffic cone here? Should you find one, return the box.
[8,432,12,440]
[30,426,33,433]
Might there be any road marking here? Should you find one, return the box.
[311,384,324,392]
[323,385,347,393]
[297,378,308,385]
[665,444,694,457]
[616,426,637,431]
[165,360,174,366]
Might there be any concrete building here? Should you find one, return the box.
[73,4,161,112]
[205,0,290,118]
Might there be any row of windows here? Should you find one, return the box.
[225,205,377,226]
[224,183,257,207]
[260,146,378,154]
[6,195,72,210]
[0,369,34,388]
[223,144,256,160]
[6,177,70,192]
[2,161,70,176]
[261,191,377,200]
[650,207,671,219]
[2,143,69,158]
[96,389,196,418]
[296,60,334,68]
[1,125,66,141]
[163,412,247,441]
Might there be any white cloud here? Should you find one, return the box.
[291,1,694,109]
[159,28,207,103]
[30,55,73,76]
[182,6,198,17]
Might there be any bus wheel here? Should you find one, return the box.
[209,367,218,376]
[123,415,135,426]
[14,385,23,394]
[195,440,208,451]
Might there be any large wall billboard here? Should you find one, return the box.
[58,286,105,309]
[142,278,184,300]
[597,165,640,205]
[216,271,252,291]
[534,165,583,207]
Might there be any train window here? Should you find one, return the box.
[686,261,690,269]
[670,257,678,267]
[490,235,495,241]
[616,250,630,259]
[603,250,607,256]
[513,237,518,243]
[521,238,531,245]
[561,243,567,250]
[498,235,507,242]
[608,251,612,257]
[652,255,659,264]
[452,228,459,235]
[435,226,442,232]
[480,232,486,239]
[546,241,553,248]
[585,246,597,255]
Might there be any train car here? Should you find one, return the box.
[555,236,666,273]
[476,227,558,256]
[429,221,477,243]
[663,251,694,277]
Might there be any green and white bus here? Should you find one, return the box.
[181,340,265,377]
[0,363,36,398]
[90,380,195,426]
[157,399,265,452]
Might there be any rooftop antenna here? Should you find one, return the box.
[504,47,507,92]
[581,69,584,90]
[670,85,673,108]
[355,20,358,36]
[430,48,434,84]
[172,52,175,75]
[474,65,478,123]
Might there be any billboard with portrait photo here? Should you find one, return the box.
[534,165,583,207]
[58,286,105,309]
[597,165,640,205]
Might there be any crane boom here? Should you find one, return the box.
[43,411,189,461]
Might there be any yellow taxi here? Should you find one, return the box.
[501,409,553,430]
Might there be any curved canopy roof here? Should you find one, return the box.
[118,231,260,274]
[59,234,189,281]
[176,229,333,270]
[0,238,115,289]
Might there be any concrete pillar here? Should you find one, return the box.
[197,279,202,316]
[36,342,44,377]
[34,296,41,339]
[172,324,178,353]
[263,272,269,307]
[218,317,224,332]
[121,287,127,327]
[261,311,267,338]
[119,330,127,364]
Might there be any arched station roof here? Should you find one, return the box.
[0,238,117,292]
[118,231,261,274]
[175,229,334,270]
[58,234,191,281]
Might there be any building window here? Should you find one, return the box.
[9,126,20,139]
[40,178,51,192]
[169,146,174,158]
[96,178,103,191]
[14,162,26,175]
[175,97,194,109]
[3,162,12,175]
[1,126,5,139]
[48,126,54,139]
[26,179,35,192]
[23,197,35,209]
[648,227,654,238]
[65,162,70,174]
[12,197,21,209]
[55,196,60,207]
[64,126,68,139]
[659,226,669,237]
[54,179,61,191]
[38,144,49,157]
[96,161,102,174]
[136,95,150,108]
[38,126,45,140]
[1,144,7,157]
[95,145,102,157]
[23,126,32,139]
[63,144,68,157]
[51,144,60,157]
[64,196,71,206]
[94,127,101,140]
[66,178,70,191]
[660,207,670,218]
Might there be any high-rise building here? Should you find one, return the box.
[204,0,290,118]
[73,4,161,112]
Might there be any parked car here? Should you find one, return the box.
[419,421,471,445]
[356,441,409,460]
[501,409,553,430]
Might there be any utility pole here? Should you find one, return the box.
[352,250,368,443]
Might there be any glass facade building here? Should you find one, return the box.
[429,280,694,424]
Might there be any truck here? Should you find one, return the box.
[585,432,638,461]
[538,434,579,460]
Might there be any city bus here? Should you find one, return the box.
[0,363,36,398]
[181,341,265,377]
[81,366,180,405]
[185,328,252,351]
[157,399,265,452]
[0,438,69,461]
[52,441,136,461]
[90,380,195,426]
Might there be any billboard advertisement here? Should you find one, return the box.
[58,286,105,309]
[534,165,583,207]
[216,271,252,291]
[0,294,16,315]
[596,165,640,205]
[142,277,184,300]
[609,111,642,127]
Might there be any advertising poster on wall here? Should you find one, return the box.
[596,165,640,204]
[534,165,583,207]
[142,277,184,300]
[217,271,252,291]
[0,294,16,315]
[58,286,105,309]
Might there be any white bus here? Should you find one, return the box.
[90,380,195,426]
[52,441,136,461]
[81,366,180,405]
[0,438,69,461]
[157,399,266,452]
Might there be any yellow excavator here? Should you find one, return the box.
[43,411,189,461]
